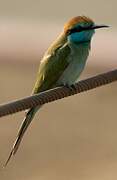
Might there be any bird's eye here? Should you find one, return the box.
[67,24,94,35]
[77,26,83,31]
[67,27,82,35]
[67,26,84,35]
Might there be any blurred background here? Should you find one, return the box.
[0,0,117,179]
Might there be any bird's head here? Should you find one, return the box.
[64,16,109,44]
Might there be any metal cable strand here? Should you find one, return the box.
[0,69,116,118]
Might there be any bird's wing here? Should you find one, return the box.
[32,42,71,94]
[4,35,71,167]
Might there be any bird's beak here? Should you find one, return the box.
[91,24,110,30]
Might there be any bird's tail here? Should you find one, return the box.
[4,106,40,167]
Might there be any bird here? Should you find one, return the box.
[5,16,109,166]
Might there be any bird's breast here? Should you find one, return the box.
[56,43,90,86]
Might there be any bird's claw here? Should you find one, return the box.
[64,84,77,91]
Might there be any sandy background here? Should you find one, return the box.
[0,0,117,179]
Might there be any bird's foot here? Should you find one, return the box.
[63,84,77,92]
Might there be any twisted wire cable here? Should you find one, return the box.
[0,69,116,118]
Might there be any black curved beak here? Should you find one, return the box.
[91,24,110,30]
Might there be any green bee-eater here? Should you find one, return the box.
[5,16,109,165]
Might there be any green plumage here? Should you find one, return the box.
[33,33,70,93]
[5,16,108,166]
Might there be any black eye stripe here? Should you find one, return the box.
[67,27,82,35]
[69,27,82,34]
[68,25,93,35]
